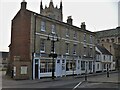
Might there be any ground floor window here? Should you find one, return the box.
[81,61,85,70]
[40,60,52,73]
[66,60,76,71]
[89,61,92,70]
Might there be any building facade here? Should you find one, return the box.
[0,52,9,70]
[95,45,115,72]
[8,0,96,80]
[95,27,120,69]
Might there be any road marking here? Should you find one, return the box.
[73,81,83,90]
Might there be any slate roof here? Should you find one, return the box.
[96,45,112,55]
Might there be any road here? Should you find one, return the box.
[2,71,120,89]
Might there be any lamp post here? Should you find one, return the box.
[47,33,59,79]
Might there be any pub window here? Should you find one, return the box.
[81,61,85,70]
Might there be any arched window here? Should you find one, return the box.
[111,38,114,43]
[106,39,109,42]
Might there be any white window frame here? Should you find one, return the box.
[51,24,56,34]
[41,21,46,32]
[73,31,77,39]
[66,28,69,37]
[66,43,69,54]
[90,35,93,44]
[40,39,45,53]
[73,44,77,55]
[83,33,86,42]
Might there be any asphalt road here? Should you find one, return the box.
[2,71,120,89]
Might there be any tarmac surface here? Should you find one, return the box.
[1,70,120,89]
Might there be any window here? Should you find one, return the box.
[97,64,99,69]
[81,61,85,70]
[89,61,92,70]
[101,39,104,42]
[66,28,69,37]
[103,64,106,69]
[106,39,109,42]
[84,47,87,56]
[41,21,46,31]
[90,35,93,44]
[83,33,86,42]
[51,24,55,33]
[89,48,93,57]
[66,43,69,54]
[20,66,27,74]
[111,38,114,43]
[73,44,77,55]
[40,60,53,73]
[66,60,73,71]
[51,42,55,53]
[40,39,45,52]
[73,31,77,39]
[104,55,105,61]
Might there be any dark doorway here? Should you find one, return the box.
[35,60,39,79]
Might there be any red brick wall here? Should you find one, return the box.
[10,9,31,62]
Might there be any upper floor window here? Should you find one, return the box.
[51,24,55,33]
[66,28,69,37]
[51,42,56,53]
[101,39,104,42]
[66,43,69,54]
[83,33,86,42]
[40,39,45,53]
[106,39,109,42]
[89,48,93,57]
[73,44,77,55]
[73,31,77,39]
[111,38,114,43]
[84,47,87,56]
[90,35,93,44]
[41,21,46,32]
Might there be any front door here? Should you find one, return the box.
[35,59,39,79]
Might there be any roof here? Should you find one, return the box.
[96,51,100,54]
[26,9,95,35]
[95,28,119,38]
[96,45,112,55]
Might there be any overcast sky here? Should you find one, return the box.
[0,0,119,52]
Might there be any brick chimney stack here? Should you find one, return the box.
[21,0,27,10]
[81,22,86,30]
[67,16,73,25]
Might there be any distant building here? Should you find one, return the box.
[8,0,96,80]
[0,52,9,70]
[95,27,120,69]
[95,45,115,72]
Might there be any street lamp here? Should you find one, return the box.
[47,33,59,79]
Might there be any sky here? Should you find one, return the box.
[0,0,119,52]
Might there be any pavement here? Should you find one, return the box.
[1,70,120,88]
